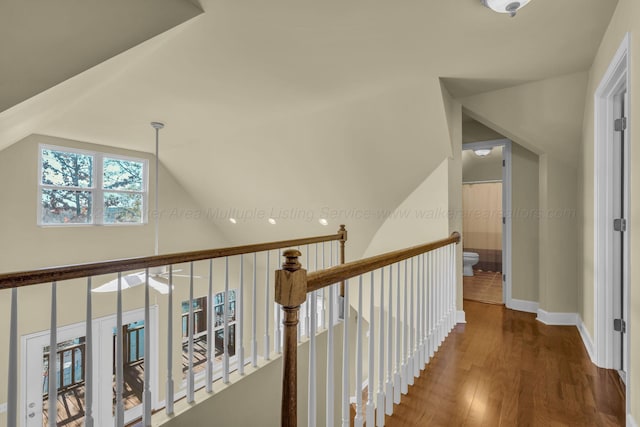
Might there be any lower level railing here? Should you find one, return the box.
[275,232,460,426]
[0,227,346,427]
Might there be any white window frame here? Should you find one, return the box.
[38,144,149,226]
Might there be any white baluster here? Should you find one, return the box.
[238,255,245,375]
[354,276,364,427]
[450,244,456,330]
[385,265,394,416]
[366,272,375,426]
[223,257,230,383]
[439,248,445,345]
[276,249,282,354]
[48,282,57,427]
[417,254,424,371]
[115,273,125,426]
[429,251,435,358]
[305,246,311,337]
[166,267,174,414]
[376,268,385,427]
[421,254,427,367]
[321,242,326,329]
[264,251,271,360]
[252,253,258,367]
[309,288,317,427]
[206,260,214,392]
[326,283,335,426]
[187,263,195,403]
[408,258,415,385]
[341,280,350,427]
[7,288,17,427]
[413,257,420,378]
[394,263,401,405]
[143,270,152,426]
[401,260,408,395]
[85,278,94,427]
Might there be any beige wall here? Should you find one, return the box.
[511,143,539,302]
[0,134,265,423]
[460,72,585,316]
[462,117,504,143]
[462,146,503,183]
[579,0,640,420]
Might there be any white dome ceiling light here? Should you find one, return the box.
[481,0,531,17]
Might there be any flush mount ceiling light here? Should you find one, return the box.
[481,0,531,17]
[319,218,329,226]
[268,218,277,225]
[473,148,493,157]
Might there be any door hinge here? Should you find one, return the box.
[502,217,506,225]
[503,159,506,167]
[614,117,627,132]
[503,274,506,282]
[614,218,627,232]
[614,318,626,333]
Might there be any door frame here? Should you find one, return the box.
[462,139,512,306]
[593,31,630,406]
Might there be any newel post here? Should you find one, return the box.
[275,249,307,427]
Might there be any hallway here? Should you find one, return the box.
[386,301,625,426]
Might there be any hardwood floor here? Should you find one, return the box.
[463,270,503,305]
[385,301,625,427]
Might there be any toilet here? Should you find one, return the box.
[463,252,480,276]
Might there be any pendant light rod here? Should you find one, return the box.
[151,122,164,257]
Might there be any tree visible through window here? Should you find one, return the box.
[39,146,147,225]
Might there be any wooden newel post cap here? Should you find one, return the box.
[339,224,347,241]
[282,249,302,272]
[275,249,307,307]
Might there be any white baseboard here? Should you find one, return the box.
[628,413,638,427]
[577,318,596,363]
[456,310,466,324]
[536,309,579,326]
[508,298,538,313]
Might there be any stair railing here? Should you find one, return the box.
[275,232,461,427]
[0,226,347,427]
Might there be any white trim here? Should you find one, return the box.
[628,414,639,427]
[456,310,466,324]
[594,33,631,376]
[577,319,596,363]
[536,309,578,326]
[507,298,538,314]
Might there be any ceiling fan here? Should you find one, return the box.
[93,122,199,295]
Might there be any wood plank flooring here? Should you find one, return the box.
[385,301,625,426]
[463,270,503,305]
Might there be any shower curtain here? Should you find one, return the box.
[462,182,502,272]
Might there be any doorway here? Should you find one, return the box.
[22,307,158,427]
[461,139,512,306]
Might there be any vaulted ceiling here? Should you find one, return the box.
[0,0,618,256]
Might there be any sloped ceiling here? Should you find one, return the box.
[0,0,203,112]
[0,0,618,257]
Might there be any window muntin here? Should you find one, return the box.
[39,145,148,226]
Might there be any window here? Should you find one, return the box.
[39,145,148,225]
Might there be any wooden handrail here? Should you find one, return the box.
[306,231,460,293]
[0,228,347,290]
